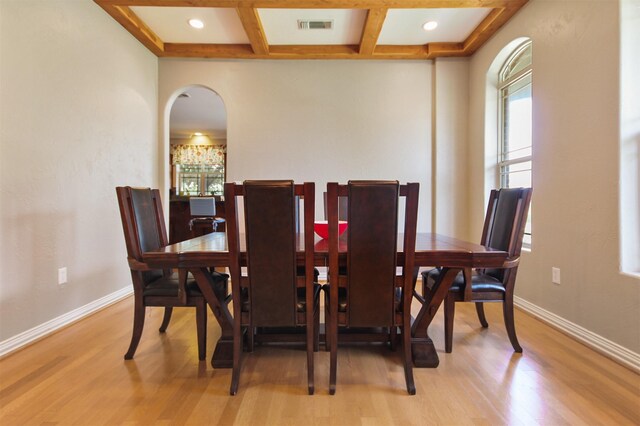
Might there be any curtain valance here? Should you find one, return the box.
[170,144,226,166]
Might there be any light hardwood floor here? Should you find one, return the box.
[1,296,638,425]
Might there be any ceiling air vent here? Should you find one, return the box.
[297,20,333,30]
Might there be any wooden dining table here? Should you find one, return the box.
[142,232,508,369]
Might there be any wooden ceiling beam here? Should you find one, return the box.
[95,4,164,55]
[94,0,531,60]
[462,3,527,55]
[162,43,480,59]
[95,0,525,9]
[236,7,269,55]
[359,8,388,56]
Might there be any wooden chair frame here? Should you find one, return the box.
[116,186,207,361]
[326,181,419,395]
[225,181,317,395]
[421,187,532,353]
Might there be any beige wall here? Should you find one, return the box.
[159,59,435,231]
[468,0,639,352]
[0,1,158,341]
[433,58,470,238]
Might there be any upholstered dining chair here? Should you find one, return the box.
[324,181,419,395]
[116,186,228,361]
[225,180,320,395]
[421,187,533,353]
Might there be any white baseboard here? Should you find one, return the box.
[515,296,640,373]
[0,287,133,358]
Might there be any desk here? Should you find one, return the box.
[142,232,508,368]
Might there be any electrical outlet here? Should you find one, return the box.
[552,267,561,285]
[58,267,67,285]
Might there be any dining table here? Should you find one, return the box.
[142,231,509,369]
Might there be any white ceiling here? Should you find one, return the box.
[132,7,250,44]
[130,6,491,46]
[378,8,490,44]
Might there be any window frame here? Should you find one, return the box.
[497,40,533,248]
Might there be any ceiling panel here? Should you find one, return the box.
[378,8,492,45]
[95,1,530,59]
[130,6,249,44]
[258,9,367,45]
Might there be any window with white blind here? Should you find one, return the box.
[498,40,533,248]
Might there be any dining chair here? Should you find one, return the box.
[116,186,228,360]
[324,181,419,395]
[421,187,533,353]
[225,180,319,395]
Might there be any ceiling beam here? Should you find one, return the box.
[236,7,269,55]
[162,43,480,59]
[462,4,525,55]
[359,8,388,56]
[94,0,530,60]
[95,4,164,55]
[95,0,526,9]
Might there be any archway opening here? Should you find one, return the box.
[166,86,227,243]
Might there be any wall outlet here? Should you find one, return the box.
[58,267,67,285]
[552,267,561,285]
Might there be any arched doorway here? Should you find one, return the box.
[166,86,227,243]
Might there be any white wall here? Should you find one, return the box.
[468,0,640,352]
[159,59,434,231]
[0,1,158,341]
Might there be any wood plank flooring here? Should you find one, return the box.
[1,296,638,425]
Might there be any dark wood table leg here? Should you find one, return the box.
[410,267,464,367]
[191,268,234,369]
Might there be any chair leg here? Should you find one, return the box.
[444,295,455,353]
[307,304,315,395]
[328,302,337,395]
[230,323,242,396]
[124,297,145,360]
[247,326,255,352]
[503,297,523,353]
[444,295,456,354]
[323,292,331,352]
[329,333,337,395]
[314,306,320,352]
[402,324,416,395]
[158,307,173,332]
[475,302,489,328]
[195,300,207,361]
[389,326,397,351]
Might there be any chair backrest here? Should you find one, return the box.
[116,186,168,284]
[327,180,419,327]
[225,180,315,327]
[480,187,533,280]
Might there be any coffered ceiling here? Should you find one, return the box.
[94,0,529,60]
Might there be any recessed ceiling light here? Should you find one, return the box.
[423,21,438,31]
[188,19,204,29]
[193,132,203,136]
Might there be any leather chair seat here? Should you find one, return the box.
[143,271,229,297]
[422,268,505,293]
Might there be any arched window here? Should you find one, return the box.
[498,40,532,247]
